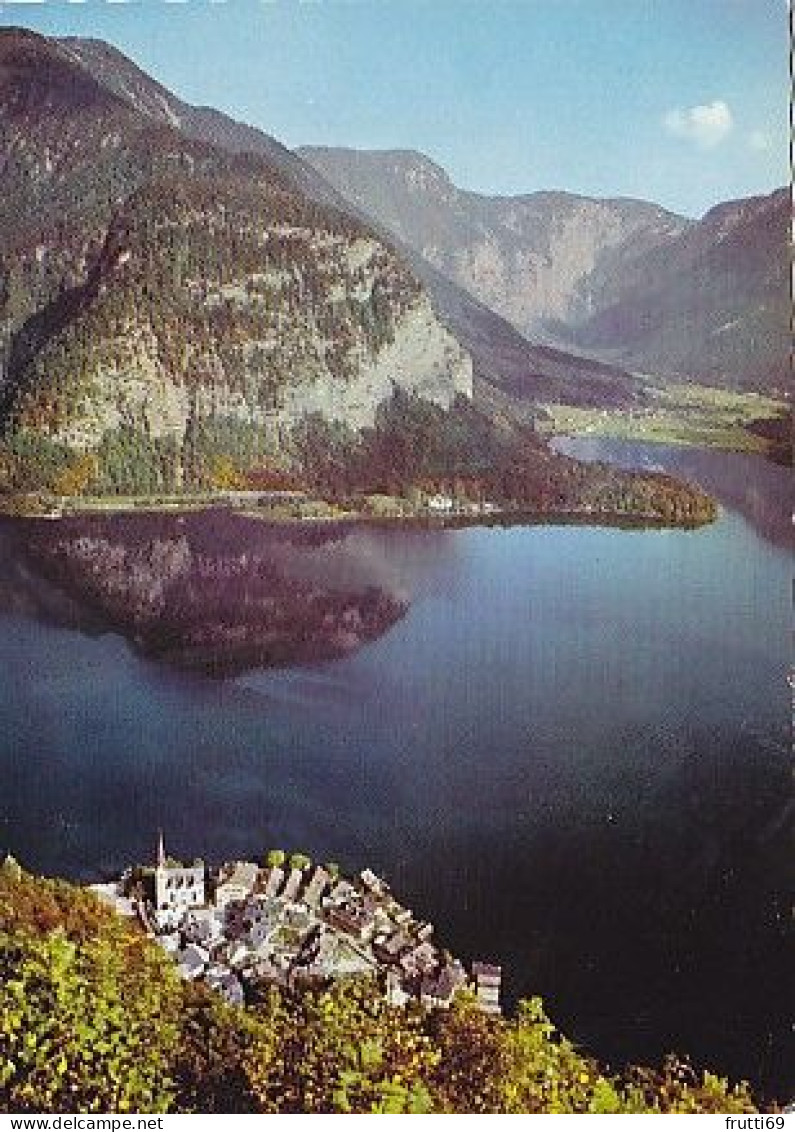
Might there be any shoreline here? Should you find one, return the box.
[0,499,716,533]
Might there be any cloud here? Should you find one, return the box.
[748,129,772,152]
[662,100,733,148]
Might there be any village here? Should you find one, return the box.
[90,836,502,1016]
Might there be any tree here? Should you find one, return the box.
[243,979,437,1114]
[0,928,181,1113]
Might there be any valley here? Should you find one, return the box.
[0,11,789,1113]
[540,380,789,459]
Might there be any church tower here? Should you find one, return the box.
[152,831,206,929]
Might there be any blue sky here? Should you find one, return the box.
[2,0,787,217]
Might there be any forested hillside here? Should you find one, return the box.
[0,29,470,497]
[0,28,719,522]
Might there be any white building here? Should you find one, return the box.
[89,882,136,919]
[427,493,454,513]
[281,867,304,904]
[215,861,258,907]
[153,834,205,929]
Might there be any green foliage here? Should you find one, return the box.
[0,871,181,1113]
[94,427,181,496]
[265,849,286,869]
[0,866,760,1114]
[242,979,438,1114]
[172,984,262,1114]
[288,853,312,872]
[0,433,75,494]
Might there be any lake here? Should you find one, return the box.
[0,441,791,1099]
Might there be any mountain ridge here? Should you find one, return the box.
[0,28,742,522]
[0,27,478,498]
[299,146,788,392]
[57,35,642,410]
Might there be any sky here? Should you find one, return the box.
[1,0,787,217]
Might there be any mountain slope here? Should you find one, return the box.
[0,29,717,524]
[56,36,346,211]
[298,147,788,392]
[0,28,472,495]
[60,38,642,411]
[297,147,691,336]
[564,188,790,392]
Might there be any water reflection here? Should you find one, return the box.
[0,513,428,675]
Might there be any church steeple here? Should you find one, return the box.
[157,830,166,869]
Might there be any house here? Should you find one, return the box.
[176,943,210,981]
[183,906,224,948]
[326,879,357,905]
[310,932,376,978]
[281,867,304,904]
[420,960,467,1009]
[472,962,502,1015]
[263,865,285,898]
[215,861,258,907]
[205,964,245,1006]
[327,901,376,942]
[399,941,438,979]
[385,969,410,1007]
[244,896,281,949]
[303,866,330,907]
[89,882,136,919]
[427,493,454,513]
[360,869,390,899]
[373,929,413,965]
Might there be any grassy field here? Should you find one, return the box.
[539,380,789,455]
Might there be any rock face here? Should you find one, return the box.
[298,148,690,337]
[299,147,789,392]
[0,29,471,493]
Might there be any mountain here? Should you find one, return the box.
[55,36,346,211]
[297,148,690,336]
[563,188,790,393]
[0,29,718,522]
[299,147,788,392]
[404,255,646,407]
[0,29,472,496]
[55,40,644,412]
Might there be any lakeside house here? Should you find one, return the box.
[91,836,502,1015]
[426,493,454,513]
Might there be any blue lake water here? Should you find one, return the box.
[0,441,791,1097]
